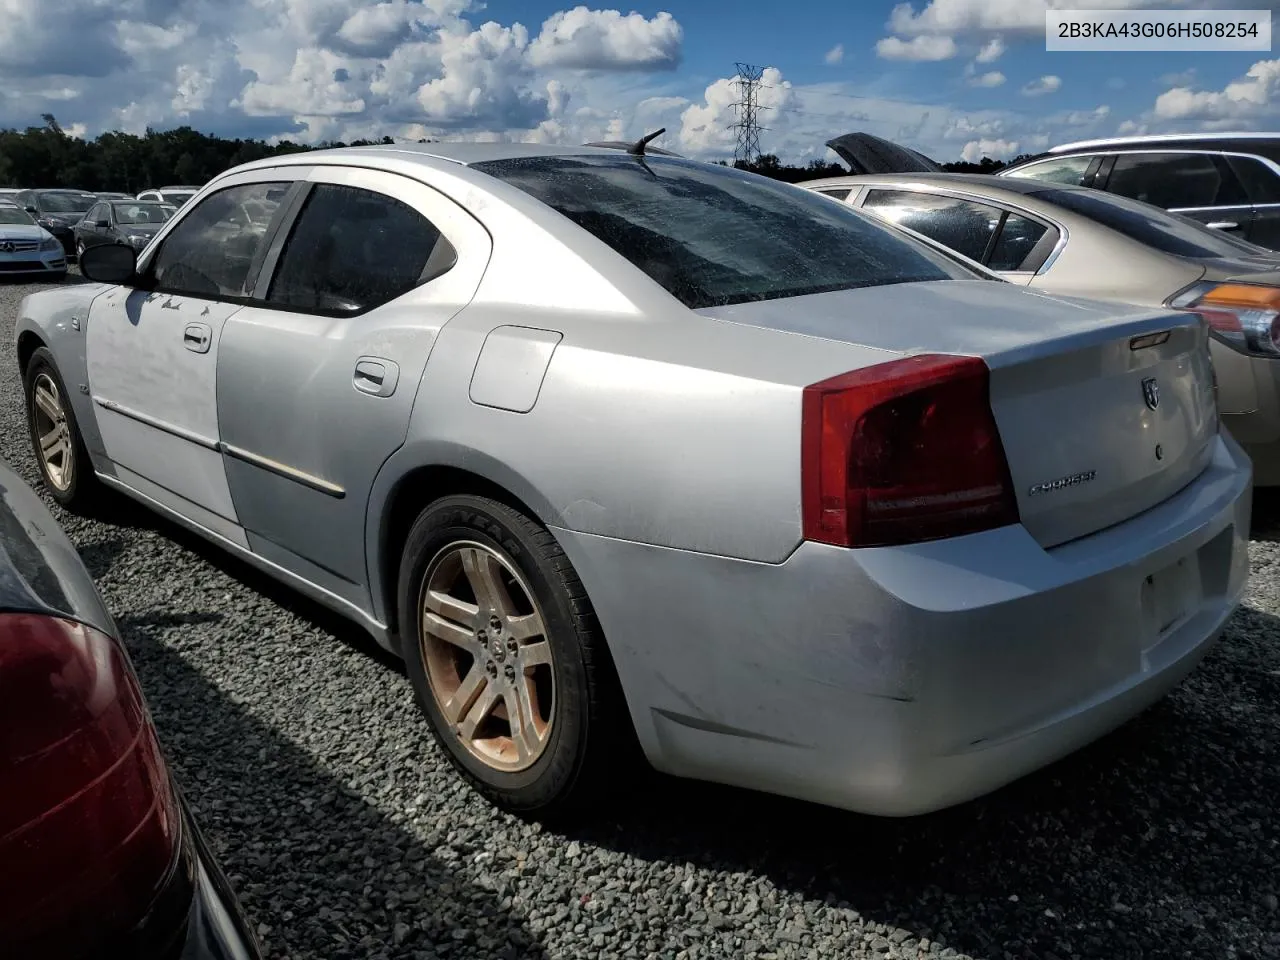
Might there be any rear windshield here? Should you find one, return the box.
[1032,187,1273,259]
[473,154,971,308]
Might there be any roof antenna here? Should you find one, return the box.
[627,128,666,156]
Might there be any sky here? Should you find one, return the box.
[4,0,1280,164]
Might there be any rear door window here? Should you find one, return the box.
[1102,152,1243,209]
[861,189,1002,263]
[1226,154,1280,204]
[265,183,457,315]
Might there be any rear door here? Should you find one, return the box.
[1096,151,1255,238]
[215,166,491,608]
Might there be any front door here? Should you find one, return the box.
[85,178,296,536]
[215,166,491,608]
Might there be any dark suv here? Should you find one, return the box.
[1000,133,1280,250]
[14,189,99,258]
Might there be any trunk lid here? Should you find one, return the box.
[698,280,1218,548]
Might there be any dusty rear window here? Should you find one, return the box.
[474,154,970,308]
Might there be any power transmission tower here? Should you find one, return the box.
[729,62,768,165]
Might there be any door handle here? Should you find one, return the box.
[183,322,212,354]
[1206,221,1239,231]
[353,357,399,398]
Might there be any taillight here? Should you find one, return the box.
[1169,281,1280,357]
[801,353,1020,548]
[0,613,182,957]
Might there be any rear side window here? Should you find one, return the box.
[266,184,457,315]
[150,182,289,298]
[1226,154,1280,204]
[814,187,852,201]
[862,189,1001,263]
[474,155,969,309]
[1003,155,1094,186]
[1103,153,1243,209]
[987,214,1052,271]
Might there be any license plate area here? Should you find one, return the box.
[1140,554,1200,650]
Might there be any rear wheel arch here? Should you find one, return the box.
[376,463,557,642]
[17,330,47,377]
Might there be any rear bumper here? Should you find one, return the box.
[554,431,1252,816]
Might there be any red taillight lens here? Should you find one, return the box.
[801,353,1020,548]
[0,613,181,957]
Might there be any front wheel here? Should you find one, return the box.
[24,347,102,511]
[398,495,634,817]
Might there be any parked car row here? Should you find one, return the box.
[12,139,1252,828]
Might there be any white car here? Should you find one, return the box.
[136,186,200,207]
[0,203,66,280]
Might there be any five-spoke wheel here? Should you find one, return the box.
[399,494,634,815]
[420,542,555,772]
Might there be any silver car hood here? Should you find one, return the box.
[0,225,48,242]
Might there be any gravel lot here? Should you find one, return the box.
[3,275,1279,960]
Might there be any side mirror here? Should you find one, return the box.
[92,219,110,228]
[24,205,37,214]
[79,243,138,285]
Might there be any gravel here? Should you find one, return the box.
[3,274,1280,960]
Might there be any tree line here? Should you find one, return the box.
[0,116,1034,191]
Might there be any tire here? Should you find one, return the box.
[398,494,634,817]
[24,347,102,512]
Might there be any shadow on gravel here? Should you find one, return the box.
[559,613,1280,960]
[86,492,403,675]
[118,609,548,960]
[1250,488,1280,542]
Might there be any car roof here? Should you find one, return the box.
[1047,132,1280,153]
[801,172,1094,199]
[249,141,645,171]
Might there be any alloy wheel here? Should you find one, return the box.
[32,373,73,492]
[419,541,555,772]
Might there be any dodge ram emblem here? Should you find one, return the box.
[1142,377,1160,411]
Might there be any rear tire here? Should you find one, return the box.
[24,347,102,512]
[398,494,634,818]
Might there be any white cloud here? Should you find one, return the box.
[975,36,1004,62]
[960,137,1019,161]
[527,7,681,70]
[876,34,957,61]
[1021,74,1061,96]
[968,70,1005,88]
[1154,58,1280,120]
[824,43,844,65]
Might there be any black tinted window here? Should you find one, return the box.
[1004,155,1094,186]
[1105,153,1231,208]
[988,214,1051,271]
[1033,187,1273,259]
[151,182,288,298]
[38,192,96,214]
[267,184,456,315]
[474,156,968,309]
[1226,154,1280,204]
[862,189,1001,263]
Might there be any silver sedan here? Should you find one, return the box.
[804,172,1280,485]
[15,144,1250,818]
